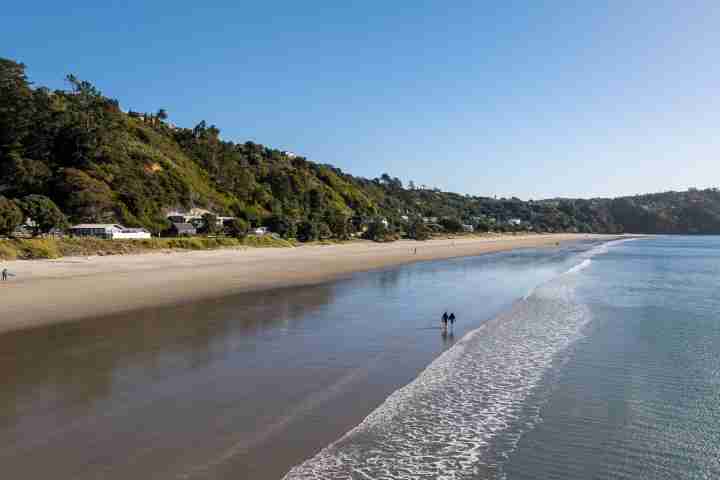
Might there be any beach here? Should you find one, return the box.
[0,234,611,334]
[0,235,618,480]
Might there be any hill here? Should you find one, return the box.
[2,57,720,239]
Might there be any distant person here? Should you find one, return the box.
[442,311,448,330]
[1,268,7,281]
[414,247,417,255]
[449,313,456,328]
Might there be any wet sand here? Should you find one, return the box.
[0,239,604,479]
[0,234,614,334]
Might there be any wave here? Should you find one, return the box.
[565,258,592,274]
[282,239,624,479]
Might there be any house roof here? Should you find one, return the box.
[70,224,124,230]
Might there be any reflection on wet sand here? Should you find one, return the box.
[0,243,592,479]
[0,285,335,479]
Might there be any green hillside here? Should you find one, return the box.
[2,57,720,239]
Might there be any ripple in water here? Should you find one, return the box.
[284,263,597,479]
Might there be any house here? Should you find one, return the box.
[169,223,196,237]
[252,226,269,236]
[461,224,474,233]
[69,224,151,240]
[423,217,438,224]
[116,228,152,239]
[166,209,234,227]
[508,218,522,226]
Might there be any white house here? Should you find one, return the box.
[69,224,151,240]
[252,226,269,236]
[508,218,522,226]
[461,224,475,232]
[113,228,152,239]
[166,208,234,227]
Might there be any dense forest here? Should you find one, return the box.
[2,57,720,240]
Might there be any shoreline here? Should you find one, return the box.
[0,234,622,334]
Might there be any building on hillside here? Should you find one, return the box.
[252,226,269,236]
[462,224,474,233]
[423,217,438,224]
[165,209,234,227]
[169,223,196,237]
[69,224,151,240]
[508,218,522,226]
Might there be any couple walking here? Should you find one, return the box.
[441,311,455,330]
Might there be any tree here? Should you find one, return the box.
[363,220,389,241]
[296,221,318,242]
[19,194,67,236]
[0,196,23,237]
[224,218,249,238]
[58,75,119,167]
[200,213,219,234]
[265,214,294,238]
[407,219,430,240]
[0,58,34,152]
[0,151,52,196]
[474,218,492,232]
[324,209,350,240]
[58,169,115,222]
[156,109,168,121]
[439,217,464,233]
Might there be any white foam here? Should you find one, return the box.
[562,237,636,275]
[284,282,591,479]
[282,239,628,479]
[564,258,592,274]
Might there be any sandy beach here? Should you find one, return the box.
[0,234,614,334]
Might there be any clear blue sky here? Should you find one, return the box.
[4,1,720,199]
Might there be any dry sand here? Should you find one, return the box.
[0,234,615,333]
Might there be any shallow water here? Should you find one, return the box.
[0,242,595,479]
[285,236,720,480]
[503,236,720,480]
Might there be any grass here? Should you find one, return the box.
[0,235,294,261]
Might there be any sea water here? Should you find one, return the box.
[284,236,720,479]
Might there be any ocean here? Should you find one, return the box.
[284,236,720,479]
[3,237,717,479]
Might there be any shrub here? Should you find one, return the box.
[17,239,61,259]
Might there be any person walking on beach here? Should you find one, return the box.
[449,312,456,329]
[1,268,7,281]
[441,311,448,330]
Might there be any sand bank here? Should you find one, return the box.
[0,234,616,333]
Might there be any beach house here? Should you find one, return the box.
[69,224,152,240]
